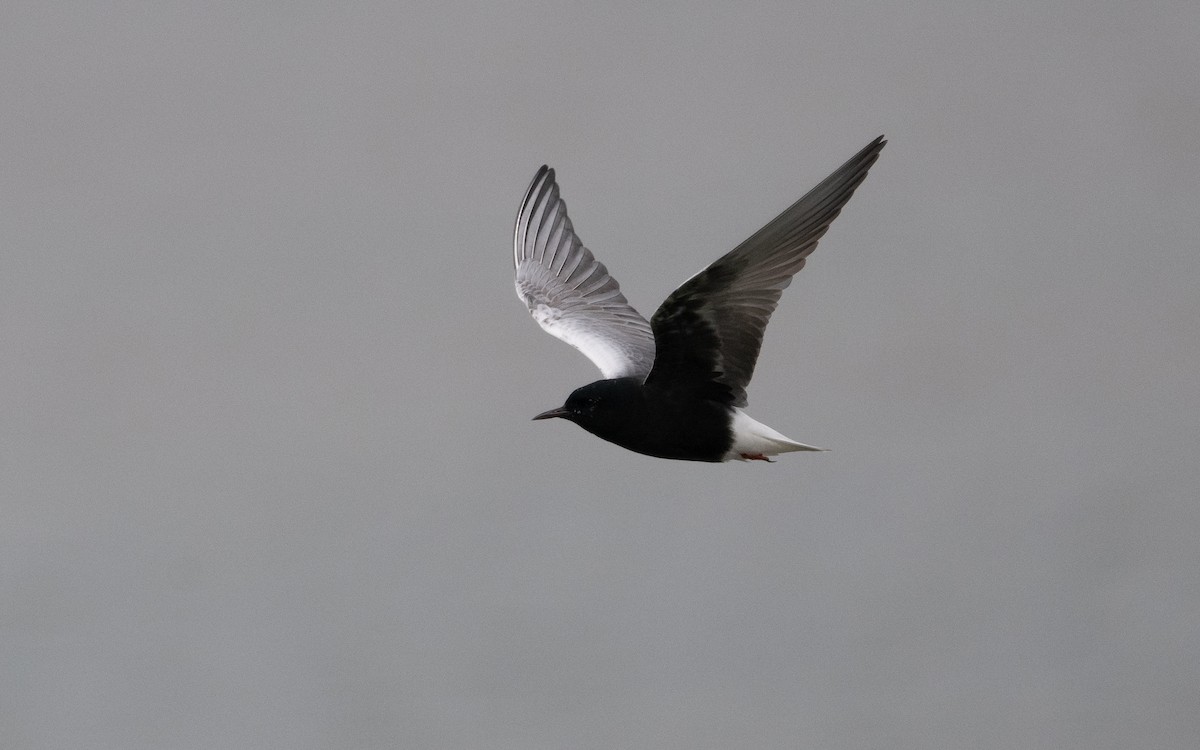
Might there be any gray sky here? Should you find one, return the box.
[3,2,1198,748]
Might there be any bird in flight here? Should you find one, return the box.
[513,136,885,462]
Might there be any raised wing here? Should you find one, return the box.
[514,166,656,380]
[646,136,886,407]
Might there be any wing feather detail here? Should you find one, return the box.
[646,136,886,407]
[514,166,656,380]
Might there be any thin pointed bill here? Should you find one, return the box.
[532,406,571,421]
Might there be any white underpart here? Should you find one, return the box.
[723,408,825,461]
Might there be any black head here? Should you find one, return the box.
[531,378,641,428]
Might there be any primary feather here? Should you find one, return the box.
[645,135,886,407]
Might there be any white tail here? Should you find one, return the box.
[723,409,825,462]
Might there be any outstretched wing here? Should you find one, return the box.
[514,166,656,380]
[646,136,886,407]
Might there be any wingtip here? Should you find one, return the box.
[525,165,554,192]
[861,134,887,158]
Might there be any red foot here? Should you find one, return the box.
[740,453,775,462]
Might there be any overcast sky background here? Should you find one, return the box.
[3,2,1198,749]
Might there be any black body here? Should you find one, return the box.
[537,378,734,462]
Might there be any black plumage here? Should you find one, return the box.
[515,136,886,462]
